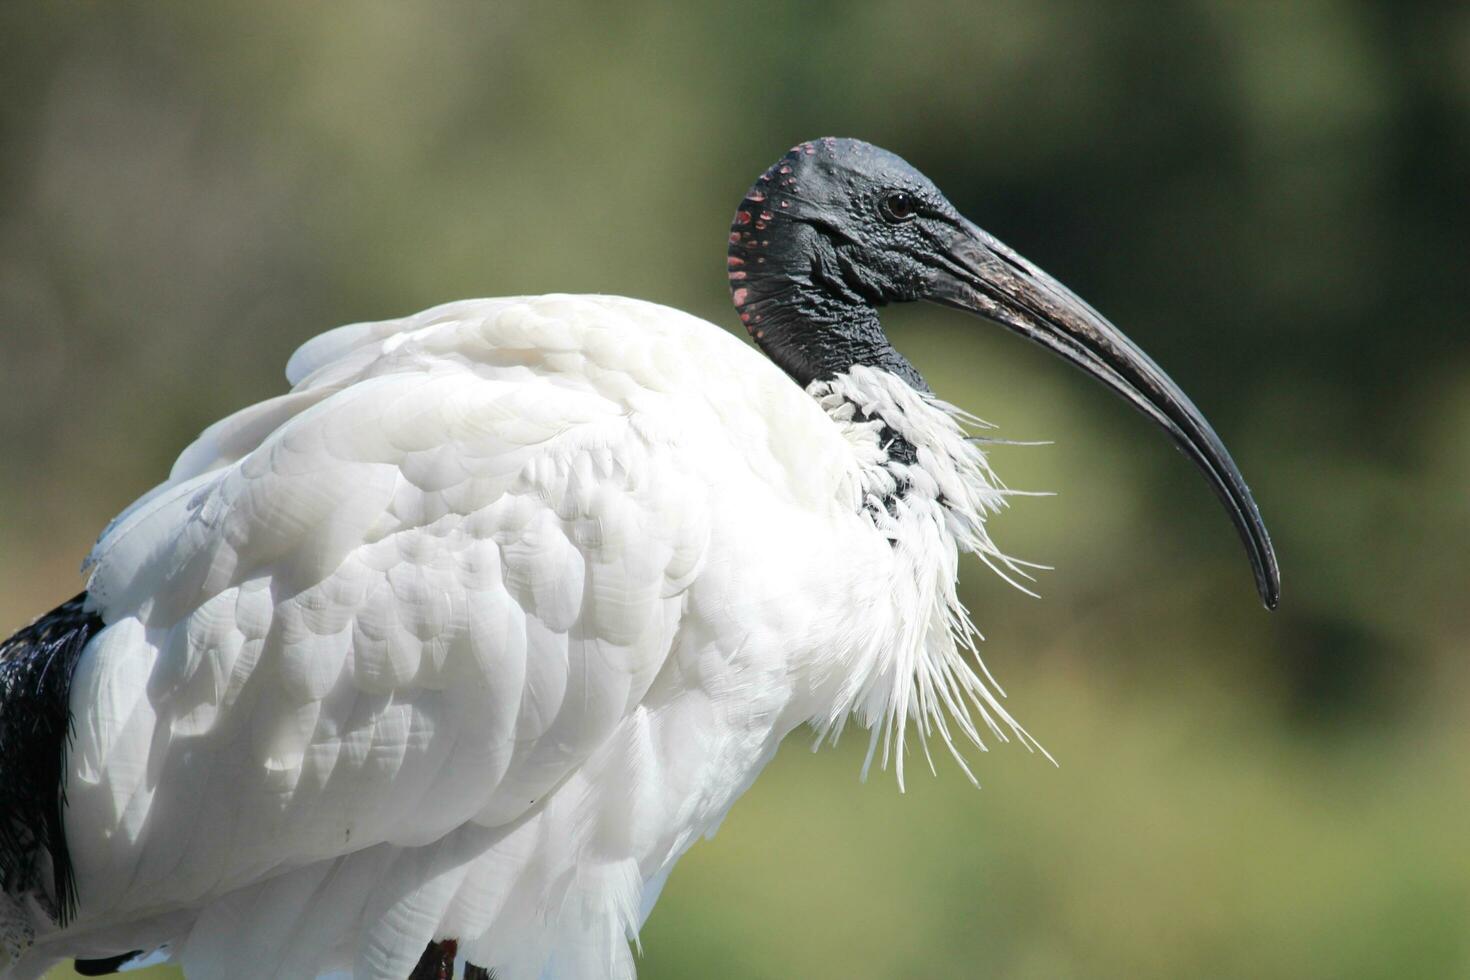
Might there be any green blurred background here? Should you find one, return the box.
[3,2,1466,977]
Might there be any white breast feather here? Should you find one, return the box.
[8,297,1043,980]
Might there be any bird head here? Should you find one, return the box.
[729,137,1280,609]
[728,139,955,310]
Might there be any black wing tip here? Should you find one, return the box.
[0,592,103,927]
[74,951,144,976]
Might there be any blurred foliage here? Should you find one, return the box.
[4,1,1466,977]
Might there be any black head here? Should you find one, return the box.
[728,137,1281,610]
[729,138,964,389]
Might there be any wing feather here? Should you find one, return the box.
[67,297,725,920]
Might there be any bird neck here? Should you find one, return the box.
[728,183,926,393]
[744,291,926,396]
[799,365,1045,787]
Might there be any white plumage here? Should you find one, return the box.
[9,294,1028,979]
[3,137,1277,980]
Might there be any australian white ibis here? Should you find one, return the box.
[0,138,1278,980]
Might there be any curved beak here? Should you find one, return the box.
[928,218,1280,609]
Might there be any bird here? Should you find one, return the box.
[0,137,1278,980]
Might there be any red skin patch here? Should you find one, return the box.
[748,190,765,203]
[740,312,751,323]
[734,210,751,225]
[728,232,740,244]
[729,271,747,280]
[759,211,773,221]
[732,287,749,306]
[727,256,744,266]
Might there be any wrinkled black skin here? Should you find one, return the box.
[728,137,970,393]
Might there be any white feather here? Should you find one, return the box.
[5,294,1036,979]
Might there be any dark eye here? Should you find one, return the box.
[880,191,917,223]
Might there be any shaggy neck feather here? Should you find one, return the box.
[804,366,1049,785]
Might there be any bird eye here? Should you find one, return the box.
[880,191,917,223]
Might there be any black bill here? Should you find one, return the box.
[927,217,1280,609]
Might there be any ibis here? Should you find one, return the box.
[0,138,1277,980]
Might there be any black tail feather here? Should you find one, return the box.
[0,593,103,927]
